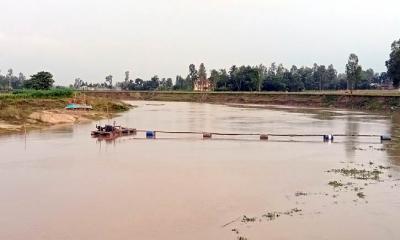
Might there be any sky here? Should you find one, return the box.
[0,0,399,85]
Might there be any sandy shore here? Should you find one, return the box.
[0,109,116,134]
[0,96,132,135]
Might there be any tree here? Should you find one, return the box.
[198,63,207,80]
[165,78,173,90]
[316,65,327,91]
[300,66,314,90]
[345,54,362,92]
[386,39,400,88]
[358,68,374,89]
[24,71,54,90]
[287,65,304,92]
[188,64,198,89]
[174,75,187,90]
[326,65,338,89]
[197,63,208,90]
[18,72,26,84]
[211,69,229,91]
[159,78,173,90]
[74,78,84,89]
[134,78,144,90]
[6,69,13,90]
[255,64,267,91]
[229,65,240,90]
[125,71,130,82]
[118,71,131,90]
[143,75,160,90]
[228,66,260,91]
[105,75,113,89]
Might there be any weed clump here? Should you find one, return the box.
[262,212,280,220]
[328,181,344,188]
[295,191,308,197]
[357,192,366,199]
[241,215,256,223]
[327,168,383,180]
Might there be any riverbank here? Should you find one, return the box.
[82,90,400,112]
[0,96,131,134]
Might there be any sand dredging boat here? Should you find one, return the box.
[91,123,136,140]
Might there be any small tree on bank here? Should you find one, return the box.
[345,54,362,92]
[188,64,198,90]
[24,71,54,90]
[105,75,113,89]
[386,39,400,88]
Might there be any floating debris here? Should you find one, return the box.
[327,168,383,180]
[262,208,302,220]
[357,192,366,199]
[328,181,344,188]
[378,165,391,170]
[283,208,302,216]
[227,208,303,239]
[241,215,256,223]
[262,212,280,221]
[295,191,308,197]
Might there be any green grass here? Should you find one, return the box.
[0,88,74,99]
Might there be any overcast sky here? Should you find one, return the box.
[0,0,399,85]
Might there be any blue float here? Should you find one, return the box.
[323,134,334,142]
[146,131,156,139]
[381,135,392,141]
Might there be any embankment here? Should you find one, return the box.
[82,91,400,111]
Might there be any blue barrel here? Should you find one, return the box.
[323,134,334,142]
[381,135,391,141]
[146,131,156,139]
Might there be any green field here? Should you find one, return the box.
[0,88,74,99]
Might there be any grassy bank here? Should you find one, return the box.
[0,88,74,99]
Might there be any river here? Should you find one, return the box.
[1,101,400,240]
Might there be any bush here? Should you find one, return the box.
[24,71,54,90]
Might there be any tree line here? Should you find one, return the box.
[0,70,54,90]
[97,39,399,92]
[2,38,399,92]
[105,57,390,92]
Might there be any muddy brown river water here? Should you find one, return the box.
[1,101,400,240]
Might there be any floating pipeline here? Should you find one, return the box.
[130,129,392,143]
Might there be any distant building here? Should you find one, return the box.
[194,78,212,91]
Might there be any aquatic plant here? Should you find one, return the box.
[327,168,383,180]
[241,215,256,223]
[357,192,366,199]
[328,181,344,188]
[295,191,308,196]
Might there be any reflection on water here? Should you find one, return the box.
[344,115,360,160]
[0,101,399,240]
[388,112,400,165]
